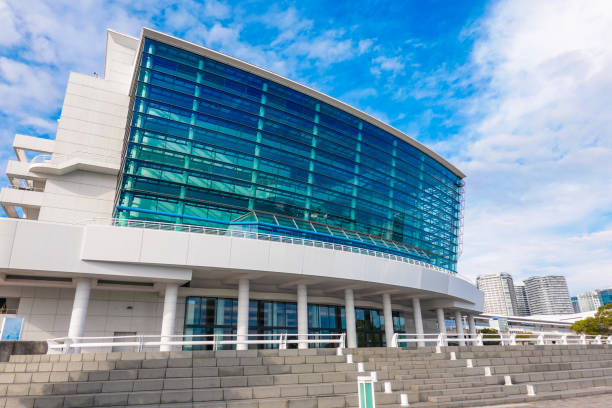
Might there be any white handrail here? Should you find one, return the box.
[82,217,465,279]
[391,332,612,348]
[46,332,346,354]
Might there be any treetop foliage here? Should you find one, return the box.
[570,303,612,335]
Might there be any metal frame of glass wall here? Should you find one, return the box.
[116,37,463,271]
[183,296,405,349]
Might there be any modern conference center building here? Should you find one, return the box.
[0,28,483,349]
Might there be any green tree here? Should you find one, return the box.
[479,328,500,345]
[570,303,612,335]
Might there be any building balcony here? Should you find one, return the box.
[0,185,44,219]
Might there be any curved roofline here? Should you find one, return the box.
[138,27,466,179]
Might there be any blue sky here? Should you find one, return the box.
[1,0,611,294]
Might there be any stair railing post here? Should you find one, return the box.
[391,333,398,348]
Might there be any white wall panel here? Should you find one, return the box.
[0,218,17,268]
[81,225,143,263]
[9,221,82,272]
[186,233,232,267]
[228,237,271,271]
[267,242,305,274]
[140,229,190,265]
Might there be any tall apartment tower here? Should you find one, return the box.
[524,276,574,315]
[476,273,518,315]
[514,282,530,316]
[571,296,581,313]
[577,291,602,312]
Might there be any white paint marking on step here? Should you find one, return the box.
[484,366,492,376]
[400,393,410,406]
[504,375,513,385]
[358,362,364,372]
[466,358,473,368]
[346,354,353,364]
[450,351,456,360]
[384,381,392,393]
[526,384,536,396]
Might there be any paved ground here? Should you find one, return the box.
[478,393,612,407]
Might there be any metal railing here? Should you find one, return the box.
[30,151,118,165]
[46,332,346,354]
[0,184,45,192]
[391,332,612,348]
[83,217,468,280]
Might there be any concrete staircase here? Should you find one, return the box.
[0,344,609,407]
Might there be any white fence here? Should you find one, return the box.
[391,332,612,348]
[47,332,346,354]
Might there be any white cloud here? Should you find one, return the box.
[358,38,375,54]
[340,87,378,103]
[449,0,612,293]
[204,0,230,19]
[0,57,61,118]
[0,2,21,46]
[285,29,355,66]
[370,55,405,76]
[264,7,313,46]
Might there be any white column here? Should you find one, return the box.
[160,282,179,352]
[455,310,466,346]
[412,298,425,347]
[68,277,92,341]
[436,308,446,335]
[236,278,250,351]
[468,315,477,337]
[344,289,357,348]
[297,284,308,349]
[382,293,394,347]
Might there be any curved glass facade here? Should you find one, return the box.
[116,38,463,271]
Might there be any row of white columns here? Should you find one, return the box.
[68,277,181,352]
[66,277,478,350]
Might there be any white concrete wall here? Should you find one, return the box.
[104,30,139,90]
[37,71,132,223]
[81,224,484,312]
[0,217,483,313]
[32,29,139,223]
[0,285,185,341]
[0,218,192,282]
[38,170,118,223]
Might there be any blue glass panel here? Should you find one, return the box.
[117,38,464,271]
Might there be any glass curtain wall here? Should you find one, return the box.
[116,38,463,271]
[184,297,405,349]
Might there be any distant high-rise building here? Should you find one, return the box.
[524,276,574,315]
[577,291,602,312]
[598,289,612,306]
[571,296,581,313]
[476,273,518,315]
[514,282,531,316]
